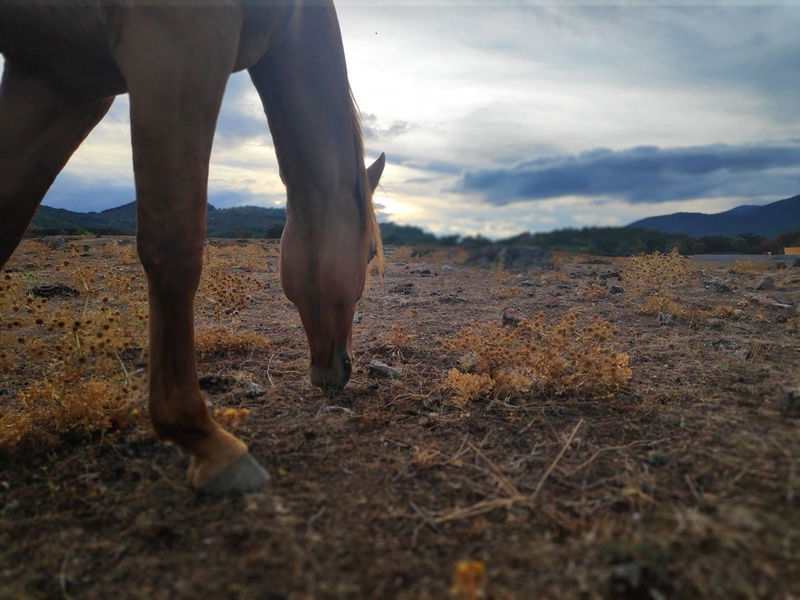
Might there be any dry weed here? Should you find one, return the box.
[387,324,414,349]
[213,407,251,427]
[623,248,695,297]
[489,286,523,299]
[195,327,270,358]
[0,272,147,451]
[579,284,608,300]
[443,311,631,405]
[450,560,487,600]
[389,246,413,263]
[1,239,267,452]
[728,259,766,274]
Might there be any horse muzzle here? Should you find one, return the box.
[309,352,353,390]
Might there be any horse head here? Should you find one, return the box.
[280,152,385,390]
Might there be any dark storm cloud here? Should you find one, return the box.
[457,142,800,205]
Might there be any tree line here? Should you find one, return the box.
[380,223,800,256]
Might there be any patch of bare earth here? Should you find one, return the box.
[1,239,798,599]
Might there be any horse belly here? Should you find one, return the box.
[0,1,127,96]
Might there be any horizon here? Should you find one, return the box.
[6,1,800,238]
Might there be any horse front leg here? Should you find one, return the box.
[115,9,269,494]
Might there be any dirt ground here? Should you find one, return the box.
[1,238,798,599]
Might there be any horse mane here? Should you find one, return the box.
[349,89,384,274]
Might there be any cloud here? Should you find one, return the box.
[361,112,414,140]
[213,72,271,149]
[457,141,800,205]
[44,172,134,213]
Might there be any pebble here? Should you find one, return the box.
[756,276,775,290]
[502,307,527,327]
[244,382,265,398]
[367,359,403,379]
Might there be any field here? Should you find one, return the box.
[1,238,798,599]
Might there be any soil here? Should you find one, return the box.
[1,238,798,599]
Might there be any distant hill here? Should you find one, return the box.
[628,194,800,238]
[30,202,286,238]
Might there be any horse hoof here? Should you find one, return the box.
[199,452,270,496]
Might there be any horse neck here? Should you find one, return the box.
[249,3,366,222]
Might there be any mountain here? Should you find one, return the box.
[628,194,800,238]
[30,202,286,238]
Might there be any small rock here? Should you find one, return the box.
[581,258,612,265]
[31,283,80,298]
[658,313,673,326]
[367,360,403,379]
[518,279,537,287]
[244,382,265,398]
[544,294,560,307]
[439,295,468,304]
[609,285,625,294]
[644,450,672,466]
[502,307,526,327]
[44,237,67,250]
[756,276,775,290]
[711,339,742,355]
[390,283,414,295]
[198,375,236,394]
[751,294,792,308]
[317,406,354,416]
[441,264,454,272]
[777,388,800,416]
[705,318,724,329]
[600,270,622,280]
[353,311,363,324]
[705,276,732,293]
[610,562,666,600]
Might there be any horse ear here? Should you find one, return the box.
[366,152,385,193]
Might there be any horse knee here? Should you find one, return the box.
[137,238,203,294]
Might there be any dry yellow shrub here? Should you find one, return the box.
[443,311,631,404]
[443,370,495,407]
[213,407,251,427]
[195,327,270,358]
[387,324,414,349]
[579,284,608,300]
[0,273,146,451]
[623,248,695,297]
[389,246,413,263]
[489,286,523,299]
[728,260,765,274]
[450,560,487,600]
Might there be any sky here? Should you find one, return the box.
[12,0,800,239]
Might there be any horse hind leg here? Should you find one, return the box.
[114,11,268,494]
[0,61,113,267]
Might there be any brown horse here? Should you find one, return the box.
[0,1,384,494]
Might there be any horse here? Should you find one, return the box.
[0,0,384,495]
